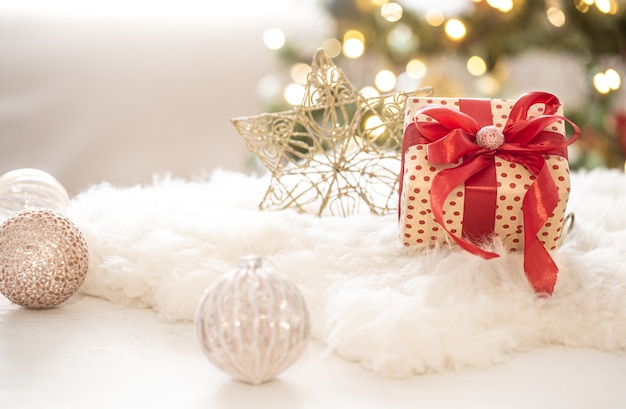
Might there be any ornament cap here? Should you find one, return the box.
[239,254,264,270]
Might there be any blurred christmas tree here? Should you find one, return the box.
[261,0,626,169]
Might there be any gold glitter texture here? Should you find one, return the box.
[195,255,310,385]
[232,49,433,216]
[0,209,89,309]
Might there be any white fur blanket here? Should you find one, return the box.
[68,168,626,377]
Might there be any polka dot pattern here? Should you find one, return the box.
[399,145,464,247]
[401,97,571,253]
[492,156,569,251]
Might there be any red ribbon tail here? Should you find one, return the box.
[521,162,560,295]
[524,240,558,295]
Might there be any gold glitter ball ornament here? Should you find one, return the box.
[0,209,89,309]
[195,255,310,385]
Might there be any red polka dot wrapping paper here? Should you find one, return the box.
[399,97,570,253]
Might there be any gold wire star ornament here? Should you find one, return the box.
[231,49,433,217]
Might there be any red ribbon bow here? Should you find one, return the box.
[400,92,580,295]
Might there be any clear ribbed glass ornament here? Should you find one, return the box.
[0,168,71,222]
[195,255,310,385]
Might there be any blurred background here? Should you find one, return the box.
[0,0,624,195]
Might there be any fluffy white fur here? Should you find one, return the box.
[68,168,626,377]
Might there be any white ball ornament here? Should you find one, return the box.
[195,255,311,385]
[0,168,71,222]
[0,209,89,309]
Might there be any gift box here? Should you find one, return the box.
[398,92,579,295]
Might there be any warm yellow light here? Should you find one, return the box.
[445,19,467,41]
[343,30,366,59]
[502,0,514,12]
[593,69,621,94]
[547,7,566,27]
[594,73,611,94]
[467,56,487,76]
[605,68,622,90]
[595,0,619,14]
[375,70,397,92]
[595,0,611,13]
[284,83,305,105]
[425,9,445,26]
[381,2,403,22]
[486,0,514,12]
[360,86,380,99]
[343,38,365,59]
[263,28,286,50]
[406,59,427,79]
[364,115,385,137]
[290,63,311,85]
[575,0,591,12]
[582,0,594,4]
[371,0,389,6]
[321,38,342,58]
[344,29,365,42]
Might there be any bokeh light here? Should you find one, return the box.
[284,83,305,105]
[594,68,621,93]
[467,56,487,76]
[486,0,514,12]
[575,0,591,12]
[381,2,403,22]
[546,7,566,27]
[445,19,467,41]
[595,0,616,14]
[605,68,621,89]
[406,58,427,79]
[290,63,311,85]
[594,73,611,94]
[425,9,445,26]
[360,86,380,100]
[387,24,415,53]
[344,29,365,43]
[375,70,397,92]
[263,28,286,50]
[343,30,366,59]
[343,38,365,59]
[364,115,385,137]
[321,38,342,58]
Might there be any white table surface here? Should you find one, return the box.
[2,294,626,409]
